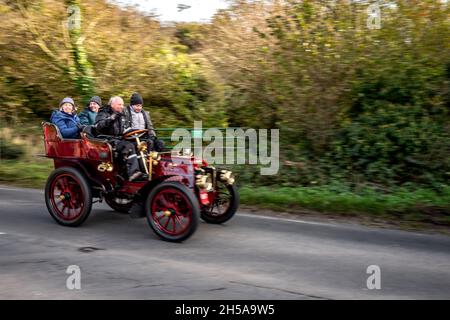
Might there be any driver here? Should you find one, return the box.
[95,96,143,182]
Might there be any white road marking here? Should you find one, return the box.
[0,232,7,235]
[0,200,37,206]
[238,213,337,227]
[0,186,44,193]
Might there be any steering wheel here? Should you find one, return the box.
[123,129,149,140]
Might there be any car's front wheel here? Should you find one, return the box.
[201,181,239,224]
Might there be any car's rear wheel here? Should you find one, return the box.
[145,182,199,242]
[45,167,92,227]
[201,181,239,224]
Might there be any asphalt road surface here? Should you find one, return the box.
[0,185,449,300]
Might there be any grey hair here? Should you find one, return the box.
[108,96,123,105]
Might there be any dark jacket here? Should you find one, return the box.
[50,110,80,139]
[95,106,130,136]
[123,105,156,136]
[78,109,97,126]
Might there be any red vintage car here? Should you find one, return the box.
[42,122,238,242]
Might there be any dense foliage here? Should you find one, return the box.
[1,0,449,188]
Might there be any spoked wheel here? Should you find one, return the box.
[105,196,132,214]
[45,167,92,227]
[145,182,199,242]
[201,181,239,224]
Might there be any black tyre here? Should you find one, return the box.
[145,182,200,242]
[45,167,92,227]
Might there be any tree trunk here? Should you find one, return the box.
[66,0,94,104]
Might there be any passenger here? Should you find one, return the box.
[79,95,102,126]
[95,96,143,182]
[124,92,165,152]
[50,97,85,139]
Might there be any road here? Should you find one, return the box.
[0,185,449,300]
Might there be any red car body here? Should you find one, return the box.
[42,122,238,242]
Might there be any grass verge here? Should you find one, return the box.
[239,185,450,227]
[0,159,53,188]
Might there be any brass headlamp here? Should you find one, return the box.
[219,170,235,185]
[97,162,114,172]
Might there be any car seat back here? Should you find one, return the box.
[42,122,84,158]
